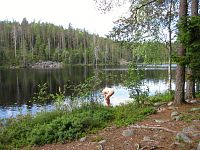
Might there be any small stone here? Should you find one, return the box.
[182,125,199,134]
[168,101,173,106]
[186,99,198,103]
[189,100,198,103]
[143,136,151,142]
[122,129,134,137]
[98,140,106,144]
[185,99,192,103]
[98,144,104,150]
[135,143,140,150]
[171,111,179,117]
[154,119,169,123]
[176,132,193,143]
[157,107,166,112]
[174,115,181,121]
[79,137,87,142]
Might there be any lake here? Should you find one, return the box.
[0,65,176,119]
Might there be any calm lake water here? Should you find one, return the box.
[0,65,176,119]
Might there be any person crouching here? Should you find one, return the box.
[102,87,114,106]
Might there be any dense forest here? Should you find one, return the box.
[0,18,175,67]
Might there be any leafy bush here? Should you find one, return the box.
[0,104,116,147]
[113,102,155,126]
[0,102,155,148]
[124,62,149,106]
[31,83,51,104]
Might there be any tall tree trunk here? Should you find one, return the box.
[186,0,198,99]
[12,25,17,58]
[84,33,87,65]
[48,38,51,59]
[174,0,187,104]
[191,0,198,15]
[168,0,173,91]
[186,68,195,99]
[105,42,108,64]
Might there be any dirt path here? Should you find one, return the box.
[33,101,200,150]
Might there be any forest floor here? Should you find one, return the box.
[33,100,200,150]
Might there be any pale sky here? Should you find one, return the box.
[0,0,129,36]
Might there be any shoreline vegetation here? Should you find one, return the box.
[0,91,175,149]
[4,61,177,70]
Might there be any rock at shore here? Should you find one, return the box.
[31,61,62,69]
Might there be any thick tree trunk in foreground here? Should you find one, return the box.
[174,0,187,104]
[186,68,195,99]
[186,0,198,99]
[175,64,186,104]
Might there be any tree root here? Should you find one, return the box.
[130,124,177,133]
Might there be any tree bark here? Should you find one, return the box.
[12,24,17,58]
[191,0,198,16]
[168,0,173,91]
[186,0,198,99]
[186,68,195,99]
[174,0,187,104]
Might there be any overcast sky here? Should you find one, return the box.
[0,0,129,36]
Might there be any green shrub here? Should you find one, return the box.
[113,102,155,126]
[149,91,174,104]
[0,101,155,148]
[27,105,115,145]
[124,62,149,106]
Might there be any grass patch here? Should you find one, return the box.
[113,102,156,127]
[180,111,200,123]
[149,91,174,104]
[90,136,104,142]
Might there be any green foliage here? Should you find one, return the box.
[186,17,200,80]
[50,91,65,110]
[180,110,200,123]
[0,100,156,148]
[196,92,200,98]
[176,16,200,67]
[31,83,50,104]
[124,62,149,106]
[177,17,190,47]
[0,20,125,66]
[172,55,189,66]
[132,41,169,64]
[0,72,169,149]
[113,102,155,127]
[0,104,115,147]
[75,76,102,99]
[149,91,174,104]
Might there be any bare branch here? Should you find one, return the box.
[130,124,178,133]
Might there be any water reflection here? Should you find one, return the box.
[0,65,175,119]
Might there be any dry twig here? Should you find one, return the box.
[130,125,177,133]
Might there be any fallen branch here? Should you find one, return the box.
[130,125,177,133]
[139,145,164,150]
